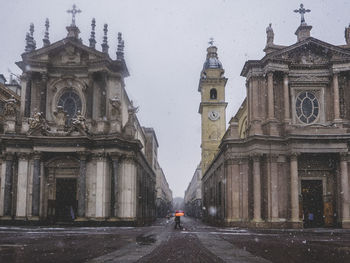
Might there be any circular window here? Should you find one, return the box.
[295,91,319,124]
[57,88,82,119]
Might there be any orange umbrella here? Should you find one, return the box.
[175,210,184,216]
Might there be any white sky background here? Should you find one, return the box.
[0,0,349,197]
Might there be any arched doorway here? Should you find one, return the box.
[45,156,79,222]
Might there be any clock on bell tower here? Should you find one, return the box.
[198,41,228,173]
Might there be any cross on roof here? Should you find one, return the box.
[294,3,311,25]
[67,4,81,26]
[208,37,214,46]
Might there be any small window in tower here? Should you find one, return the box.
[210,89,217,100]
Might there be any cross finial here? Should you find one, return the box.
[294,3,311,25]
[67,4,81,26]
[208,37,214,46]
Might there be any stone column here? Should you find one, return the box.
[16,153,29,219]
[290,153,300,222]
[77,152,88,219]
[32,152,41,218]
[95,153,108,219]
[267,72,274,119]
[340,153,350,223]
[225,162,232,222]
[110,153,120,217]
[40,73,48,116]
[252,154,262,222]
[333,73,341,121]
[86,74,94,119]
[270,155,279,221]
[118,155,137,219]
[24,74,32,118]
[246,80,251,123]
[231,159,240,220]
[283,73,290,121]
[3,153,14,217]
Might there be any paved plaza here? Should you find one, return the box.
[0,217,350,262]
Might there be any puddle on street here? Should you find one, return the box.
[136,234,157,246]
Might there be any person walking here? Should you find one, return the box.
[174,214,181,229]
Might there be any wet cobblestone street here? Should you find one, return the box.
[1,217,350,262]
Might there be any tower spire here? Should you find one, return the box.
[89,18,96,49]
[43,18,50,47]
[25,23,36,53]
[101,24,109,54]
[116,32,124,60]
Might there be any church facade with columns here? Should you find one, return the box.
[202,5,350,228]
[0,6,164,225]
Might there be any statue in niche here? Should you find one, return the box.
[109,95,121,117]
[53,106,68,131]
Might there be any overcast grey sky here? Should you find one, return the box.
[0,0,349,197]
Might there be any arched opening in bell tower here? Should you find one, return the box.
[210,88,217,100]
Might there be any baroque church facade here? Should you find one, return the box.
[0,6,169,225]
[201,6,350,228]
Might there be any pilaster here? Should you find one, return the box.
[252,154,262,222]
[31,152,41,219]
[3,153,14,218]
[94,152,109,219]
[118,154,137,219]
[109,153,121,219]
[16,153,30,219]
[290,153,301,223]
[333,73,341,122]
[340,153,350,226]
[76,152,88,220]
[268,154,279,222]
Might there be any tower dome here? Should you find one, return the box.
[203,45,222,70]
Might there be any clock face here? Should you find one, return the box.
[208,110,220,121]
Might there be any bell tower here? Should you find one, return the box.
[198,41,228,173]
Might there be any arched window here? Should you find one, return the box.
[210,88,217,100]
[57,88,82,120]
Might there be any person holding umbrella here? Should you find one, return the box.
[174,210,184,229]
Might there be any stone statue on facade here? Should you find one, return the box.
[53,106,68,132]
[28,111,50,135]
[123,100,138,138]
[109,96,121,118]
[266,23,274,45]
[70,110,89,134]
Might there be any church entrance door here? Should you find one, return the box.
[301,180,324,228]
[55,178,77,222]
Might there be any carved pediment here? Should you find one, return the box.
[21,39,108,66]
[268,38,350,65]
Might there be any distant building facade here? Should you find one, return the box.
[143,127,173,217]
[184,164,202,218]
[0,7,166,225]
[202,8,350,228]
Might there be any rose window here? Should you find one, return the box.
[295,91,319,124]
